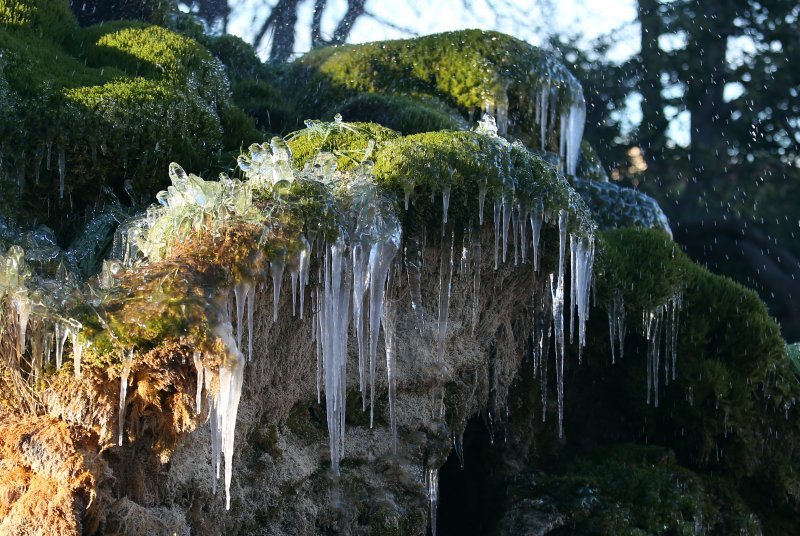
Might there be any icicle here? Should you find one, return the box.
[644,305,664,407]
[382,300,398,453]
[233,282,250,350]
[530,200,543,271]
[427,466,439,536]
[563,101,586,177]
[501,198,512,264]
[298,234,311,319]
[352,242,369,403]
[246,284,255,362]
[29,322,44,378]
[211,320,245,510]
[608,291,626,364]
[71,331,83,378]
[319,240,351,474]
[441,183,451,226]
[478,180,487,225]
[119,351,132,446]
[405,238,424,332]
[453,433,465,469]
[290,270,298,316]
[511,204,519,265]
[367,238,399,427]
[493,199,501,270]
[193,350,204,414]
[207,366,220,494]
[552,209,568,436]
[54,322,68,370]
[12,294,30,360]
[533,279,552,421]
[519,207,528,264]
[471,238,482,333]
[667,292,682,381]
[58,149,66,199]
[313,287,322,404]
[538,84,550,151]
[570,234,595,363]
[436,231,454,361]
[270,255,285,323]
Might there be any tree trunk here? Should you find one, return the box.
[637,0,669,171]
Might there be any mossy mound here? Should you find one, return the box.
[286,29,584,148]
[200,33,300,134]
[67,0,174,27]
[564,228,800,531]
[330,94,468,135]
[505,444,760,534]
[0,5,260,238]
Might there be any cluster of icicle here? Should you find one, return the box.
[643,292,683,408]
[0,244,85,380]
[7,142,69,200]
[474,117,596,442]
[482,54,586,177]
[114,117,402,509]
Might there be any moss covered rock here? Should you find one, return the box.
[501,444,760,535]
[286,30,585,153]
[0,0,77,42]
[0,6,260,237]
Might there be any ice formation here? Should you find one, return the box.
[643,292,683,407]
[0,245,83,379]
[0,105,688,532]
[119,351,132,446]
[427,465,440,536]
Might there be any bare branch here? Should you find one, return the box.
[253,0,301,62]
[331,0,368,44]
[311,0,327,48]
[363,8,419,37]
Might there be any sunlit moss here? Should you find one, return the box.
[287,29,584,150]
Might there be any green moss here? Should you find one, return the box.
[289,29,583,150]
[0,17,250,235]
[232,78,300,134]
[0,0,77,42]
[599,228,685,310]
[198,33,266,82]
[532,444,760,534]
[287,120,398,172]
[372,130,593,237]
[583,228,800,528]
[70,22,228,104]
[329,93,468,135]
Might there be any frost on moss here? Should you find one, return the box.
[575,179,672,235]
[372,129,595,237]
